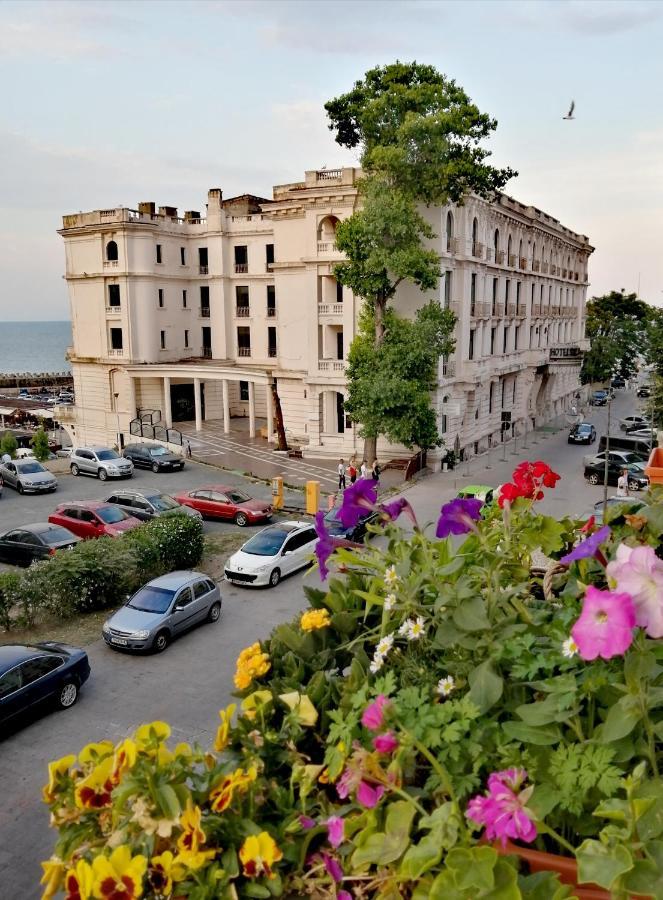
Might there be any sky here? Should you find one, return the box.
[1,0,662,321]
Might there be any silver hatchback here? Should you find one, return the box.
[102,571,222,653]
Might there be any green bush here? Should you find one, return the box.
[30,425,51,462]
[0,431,17,458]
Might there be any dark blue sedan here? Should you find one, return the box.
[0,643,90,726]
[324,506,380,541]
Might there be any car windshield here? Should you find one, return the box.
[17,462,45,474]
[578,425,591,433]
[627,462,646,473]
[127,586,174,614]
[149,447,168,457]
[148,494,180,512]
[227,489,251,503]
[41,525,76,545]
[96,449,120,461]
[242,529,289,556]
[96,506,128,524]
[324,508,341,524]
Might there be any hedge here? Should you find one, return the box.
[0,513,204,630]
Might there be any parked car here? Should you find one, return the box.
[611,376,626,388]
[70,447,133,481]
[590,496,645,526]
[586,449,645,469]
[0,523,79,567]
[15,448,36,459]
[56,447,73,458]
[225,521,317,587]
[323,505,380,541]
[48,501,142,539]
[620,415,651,432]
[597,434,651,460]
[584,459,649,491]
[175,485,272,526]
[105,489,203,522]
[589,391,608,407]
[122,443,185,473]
[0,643,90,725]
[636,386,651,399]
[17,389,30,399]
[568,422,596,445]
[457,485,495,504]
[102,571,222,653]
[625,426,657,442]
[0,459,57,494]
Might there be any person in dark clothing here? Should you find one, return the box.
[371,459,380,484]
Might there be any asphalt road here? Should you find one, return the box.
[0,387,649,897]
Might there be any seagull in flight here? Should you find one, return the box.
[563,100,575,120]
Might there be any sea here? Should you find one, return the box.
[0,321,72,375]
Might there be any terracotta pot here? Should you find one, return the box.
[495,841,608,899]
[645,446,663,485]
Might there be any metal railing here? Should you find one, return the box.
[103,260,118,268]
[238,347,251,357]
[268,348,277,358]
[199,307,210,318]
[441,359,456,377]
[108,348,125,356]
[234,263,248,274]
[236,306,251,317]
[267,307,276,317]
[199,265,209,275]
[202,347,212,358]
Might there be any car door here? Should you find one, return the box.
[16,530,45,565]
[0,530,31,566]
[54,508,83,538]
[16,656,64,710]
[132,497,155,520]
[3,463,18,488]
[279,534,301,575]
[292,527,317,571]
[169,586,196,634]
[190,490,213,517]
[191,579,214,622]
[0,665,24,721]
[77,509,100,539]
[208,491,234,520]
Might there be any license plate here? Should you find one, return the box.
[111,637,128,646]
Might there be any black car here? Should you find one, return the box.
[0,522,79,567]
[105,489,203,522]
[589,391,608,407]
[637,386,651,398]
[122,443,185,472]
[323,506,380,541]
[584,460,649,491]
[0,643,90,725]
[568,422,596,445]
[611,376,626,388]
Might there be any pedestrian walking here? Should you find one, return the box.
[185,440,192,459]
[337,458,347,490]
[371,459,381,485]
[616,468,630,497]
[347,460,357,484]
[360,459,368,479]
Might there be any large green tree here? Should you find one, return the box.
[645,307,663,378]
[326,62,515,460]
[581,290,651,384]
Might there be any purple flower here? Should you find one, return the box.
[299,815,316,830]
[336,768,356,800]
[314,511,338,581]
[356,781,385,808]
[326,816,344,848]
[436,497,483,538]
[561,525,611,565]
[379,497,418,528]
[322,852,343,882]
[339,478,378,528]
[338,893,353,900]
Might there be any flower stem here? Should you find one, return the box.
[539,822,576,855]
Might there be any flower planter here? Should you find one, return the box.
[645,446,663,485]
[495,841,608,899]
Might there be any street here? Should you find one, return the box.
[0,386,647,897]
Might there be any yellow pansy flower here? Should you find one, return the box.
[75,757,114,810]
[91,846,147,899]
[40,856,64,900]
[209,766,257,813]
[78,742,114,769]
[111,738,137,785]
[234,643,271,690]
[42,754,76,804]
[279,691,318,726]
[213,703,236,752]
[177,803,206,855]
[135,721,171,750]
[300,608,331,631]
[239,832,283,879]
[147,851,186,896]
[241,690,272,721]
[63,859,93,900]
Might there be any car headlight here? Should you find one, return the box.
[102,622,111,634]
[132,630,150,639]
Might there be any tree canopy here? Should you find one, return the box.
[582,290,652,383]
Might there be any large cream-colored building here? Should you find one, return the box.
[58,167,593,463]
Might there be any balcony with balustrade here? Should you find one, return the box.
[235,305,251,318]
[318,303,344,318]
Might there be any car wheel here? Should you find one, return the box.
[152,463,160,473]
[71,464,79,476]
[98,469,108,481]
[588,473,600,485]
[207,601,222,623]
[17,482,24,494]
[153,630,169,653]
[628,481,641,492]
[235,512,248,527]
[269,568,281,587]
[58,681,78,709]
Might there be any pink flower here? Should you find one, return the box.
[466,768,537,847]
[606,544,663,638]
[361,694,389,731]
[299,815,316,830]
[356,781,385,808]
[322,852,343,882]
[372,731,399,754]
[571,585,636,660]
[336,767,360,800]
[326,816,344,848]
[338,893,352,900]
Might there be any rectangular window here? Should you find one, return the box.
[267,285,276,316]
[531,283,535,301]
[444,270,452,307]
[489,382,494,414]
[492,277,498,315]
[180,247,186,266]
[336,330,344,360]
[160,330,166,350]
[469,329,475,360]
[515,325,520,350]
[200,285,210,315]
[516,282,521,303]
[184,329,189,348]
[202,326,211,350]
[237,326,251,356]
[268,326,277,358]
[234,245,248,273]
[236,285,249,316]
[198,247,208,266]
[336,279,343,303]
[503,327,508,354]
[108,284,120,307]
[265,243,274,266]
[540,284,544,301]
[501,378,506,408]
[505,280,510,302]
[158,288,164,308]
[239,380,249,401]
[182,289,187,308]
[156,244,162,264]
[110,328,123,350]
[471,273,477,302]
[513,377,517,403]
[490,327,496,355]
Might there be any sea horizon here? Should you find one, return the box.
[0,321,72,375]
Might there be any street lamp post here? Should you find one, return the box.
[114,392,121,450]
[602,394,612,519]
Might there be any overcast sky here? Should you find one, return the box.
[1,0,662,321]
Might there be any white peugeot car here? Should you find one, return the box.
[224,521,317,587]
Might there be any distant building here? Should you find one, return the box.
[58,167,592,462]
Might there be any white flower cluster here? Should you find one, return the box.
[398,616,426,641]
[383,593,396,611]
[384,565,399,587]
[369,633,394,673]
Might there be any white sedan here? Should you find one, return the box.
[224,520,317,587]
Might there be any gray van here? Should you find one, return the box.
[598,434,652,460]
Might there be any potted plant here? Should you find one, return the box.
[41,467,663,899]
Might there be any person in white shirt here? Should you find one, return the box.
[616,468,629,497]
[360,460,368,479]
[337,458,346,490]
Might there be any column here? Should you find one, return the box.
[127,376,137,423]
[222,379,230,434]
[194,377,202,432]
[248,380,255,438]
[163,376,172,429]
[265,381,274,443]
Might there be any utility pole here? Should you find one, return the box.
[602,395,611,519]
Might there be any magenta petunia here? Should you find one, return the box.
[338,478,378,528]
[361,694,389,731]
[466,768,537,847]
[322,852,343,883]
[338,893,353,900]
[326,815,344,848]
[299,815,316,830]
[379,497,418,528]
[314,510,341,581]
[356,780,385,808]
[571,585,636,660]
[372,731,399,754]
[607,544,663,638]
[436,497,483,538]
[560,525,611,564]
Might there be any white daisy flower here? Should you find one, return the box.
[398,620,410,636]
[562,637,578,658]
[437,675,456,697]
[406,616,426,641]
[384,593,397,611]
[376,634,394,657]
[369,653,384,674]
[384,565,399,587]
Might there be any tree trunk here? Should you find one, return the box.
[364,294,387,464]
[271,381,289,451]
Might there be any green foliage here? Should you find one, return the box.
[344,302,455,448]
[582,289,652,383]
[0,430,17,458]
[646,307,663,377]
[547,745,622,815]
[30,425,51,461]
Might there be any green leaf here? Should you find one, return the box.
[575,840,633,889]
[242,886,272,899]
[516,694,578,727]
[518,871,576,899]
[445,846,498,891]
[598,695,642,743]
[351,801,415,867]
[154,784,180,820]
[399,833,443,879]
[453,595,490,632]
[623,856,663,896]
[502,721,562,746]
[534,516,566,555]
[468,661,503,714]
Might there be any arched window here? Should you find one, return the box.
[532,242,537,263]
[507,235,512,262]
[494,228,500,257]
[317,216,340,242]
[446,211,454,252]
[472,218,478,255]
[106,240,118,261]
[518,238,523,261]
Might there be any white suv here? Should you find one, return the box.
[70,447,134,481]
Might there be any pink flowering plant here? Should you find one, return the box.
[43,471,663,898]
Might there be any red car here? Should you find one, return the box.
[174,485,272,526]
[48,501,143,540]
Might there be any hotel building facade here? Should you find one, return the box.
[58,167,593,464]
